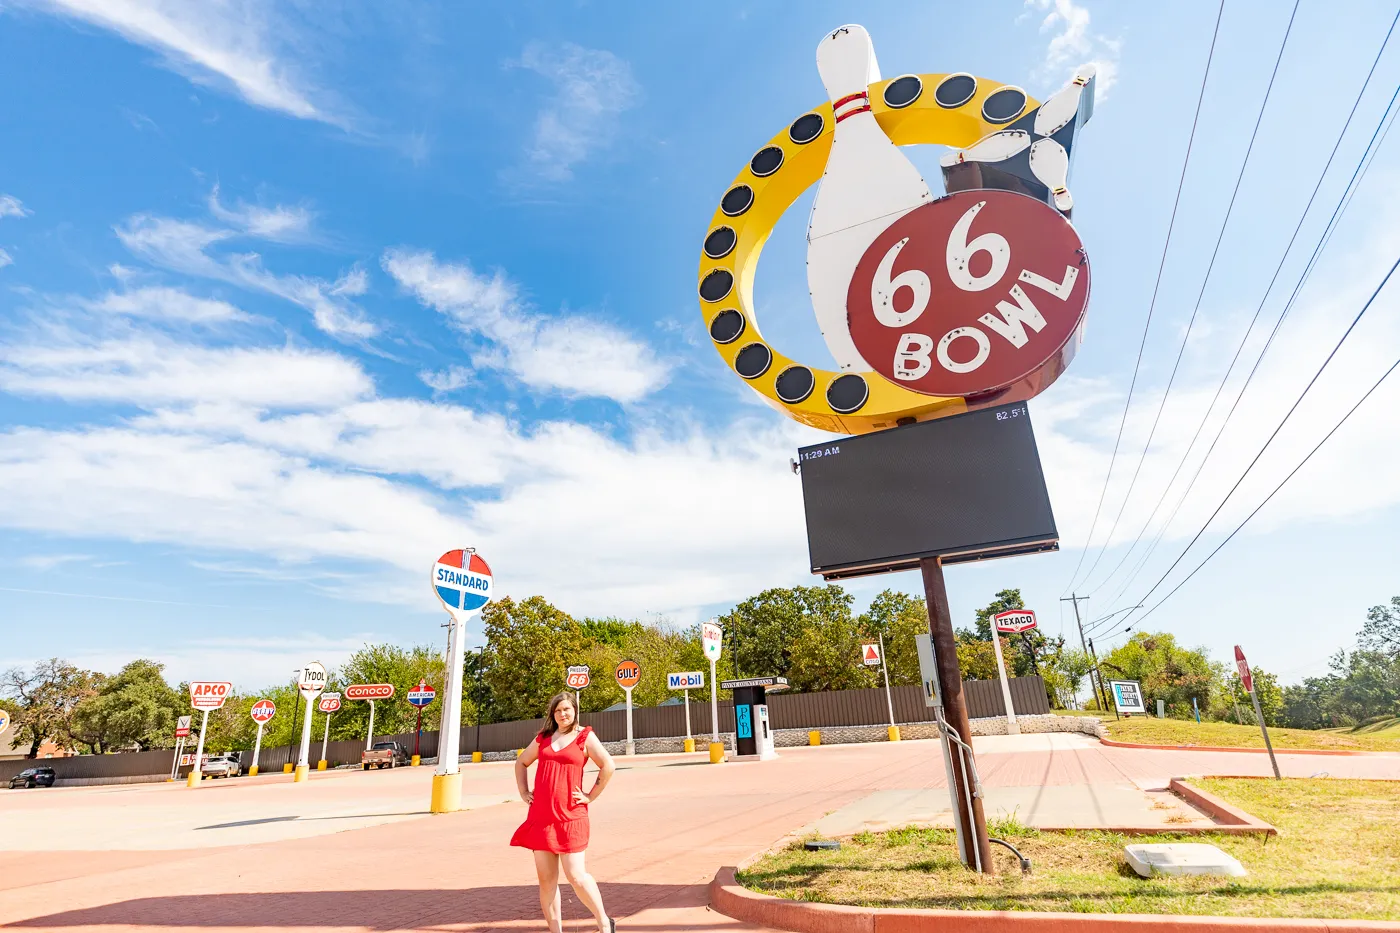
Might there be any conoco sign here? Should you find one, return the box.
[847,191,1088,399]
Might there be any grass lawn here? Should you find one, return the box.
[739,778,1400,919]
[1092,714,1400,752]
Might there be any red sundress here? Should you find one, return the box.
[509,726,592,853]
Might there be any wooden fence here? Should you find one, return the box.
[0,676,1049,779]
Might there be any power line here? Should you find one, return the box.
[1098,250,1400,641]
[1076,0,1301,595]
[1083,14,1400,604]
[1060,0,1227,596]
[1095,75,1400,618]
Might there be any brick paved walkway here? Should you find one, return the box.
[2,734,1396,932]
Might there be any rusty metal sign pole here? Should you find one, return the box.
[920,555,993,873]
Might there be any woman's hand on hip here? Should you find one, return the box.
[521,789,533,805]
[572,788,590,806]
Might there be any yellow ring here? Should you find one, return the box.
[698,74,1041,435]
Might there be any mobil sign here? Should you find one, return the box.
[994,609,1038,634]
[433,549,494,617]
[346,684,395,701]
[667,671,704,691]
[189,681,232,710]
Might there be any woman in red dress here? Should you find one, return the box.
[511,692,617,933]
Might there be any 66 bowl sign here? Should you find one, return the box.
[848,190,1089,399]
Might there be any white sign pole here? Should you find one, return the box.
[188,708,210,786]
[879,633,896,730]
[297,694,315,775]
[430,547,494,814]
[683,687,692,742]
[438,615,465,777]
[624,686,635,756]
[366,700,376,752]
[990,628,1020,735]
[252,722,265,775]
[170,736,183,780]
[320,710,331,769]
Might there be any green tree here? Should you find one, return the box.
[70,660,183,753]
[721,585,856,687]
[857,590,929,686]
[480,595,583,722]
[1099,632,1224,718]
[789,604,876,693]
[331,643,448,741]
[1,658,101,757]
[1230,666,1283,726]
[1043,647,1097,709]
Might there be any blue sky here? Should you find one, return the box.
[2,0,1399,692]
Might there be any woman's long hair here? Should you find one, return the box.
[538,692,578,739]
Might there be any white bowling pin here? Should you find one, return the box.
[1033,64,1097,138]
[940,129,1031,169]
[807,24,931,373]
[1029,137,1073,212]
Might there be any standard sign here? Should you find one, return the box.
[189,681,231,710]
[407,682,436,707]
[615,660,641,689]
[566,665,591,690]
[701,621,723,661]
[175,714,192,737]
[993,609,1038,633]
[346,683,395,701]
[297,662,327,699]
[667,671,704,690]
[432,549,494,616]
[250,700,276,724]
[317,693,342,714]
[861,643,881,666]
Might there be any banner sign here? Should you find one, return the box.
[701,622,723,662]
[345,683,395,701]
[667,671,704,690]
[189,681,231,710]
[1109,680,1147,715]
[175,714,192,737]
[432,549,494,617]
[317,693,342,714]
[407,682,436,708]
[993,609,1038,633]
[566,665,591,690]
[250,700,276,724]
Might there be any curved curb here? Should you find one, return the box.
[1099,738,1398,757]
[710,866,1400,932]
[1169,778,1276,835]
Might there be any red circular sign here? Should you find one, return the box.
[847,190,1089,398]
[250,699,276,723]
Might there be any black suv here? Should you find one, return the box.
[9,767,56,788]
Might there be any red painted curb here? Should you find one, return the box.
[710,867,1400,932]
[1169,779,1276,835]
[1098,738,1397,757]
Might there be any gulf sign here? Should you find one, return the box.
[615,660,641,689]
[250,700,276,724]
[346,683,395,701]
[407,683,436,708]
[667,671,704,691]
[189,681,232,710]
[317,693,342,714]
[433,549,493,616]
[993,609,1038,634]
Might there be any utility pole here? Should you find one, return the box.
[1061,593,1109,713]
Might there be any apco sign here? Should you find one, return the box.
[667,671,704,690]
[407,682,436,708]
[250,700,276,724]
[696,24,1095,433]
[189,681,231,710]
[993,609,1038,634]
[317,693,342,714]
[297,662,326,700]
[615,660,641,690]
[701,622,723,662]
[346,683,395,701]
[432,549,494,617]
[566,665,591,690]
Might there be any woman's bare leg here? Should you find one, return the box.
[532,851,563,933]
[560,851,609,932]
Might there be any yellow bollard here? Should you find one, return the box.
[808,730,821,747]
[282,762,294,774]
[316,760,327,771]
[410,754,420,767]
[430,773,462,813]
[708,741,725,764]
[293,764,309,782]
[185,770,202,787]
[514,748,522,757]
[249,765,259,777]
[683,738,695,753]
[471,751,483,763]
[887,725,902,742]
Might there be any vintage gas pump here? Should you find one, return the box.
[721,676,788,760]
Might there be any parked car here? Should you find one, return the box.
[9,767,56,789]
[362,740,409,770]
[201,755,242,779]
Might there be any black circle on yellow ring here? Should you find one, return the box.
[789,113,824,145]
[750,146,784,177]
[721,185,754,216]
[709,309,745,344]
[982,86,1027,124]
[826,373,869,414]
[775,366,815,404]
[882,75,923,109]
[934,73,978,109]
[734,343,773,379]
[699,269,734,303]
[704,226,737,260]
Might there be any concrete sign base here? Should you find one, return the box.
[1124,843,1247,878]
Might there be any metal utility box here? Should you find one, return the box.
[722,676,788,759]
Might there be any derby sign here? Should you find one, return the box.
[250,699,276,724]
[189,681,231,710]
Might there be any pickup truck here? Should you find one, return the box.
[361,740,409,770]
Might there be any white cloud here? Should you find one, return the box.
[0,248,11,269]
[0,194,31,219]
[24,0,340,126]
[89,286,248,323]
[420,365,471,394]
[1026,0,1120,97]
[515,42,640,182]
[17,553,91,571]
[208,185,314,242]
[383,248,668,402]
[117,212,376,339]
